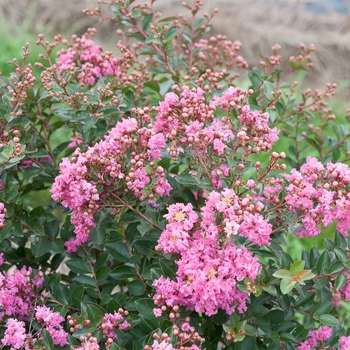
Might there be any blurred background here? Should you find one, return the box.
[0,0,350,94]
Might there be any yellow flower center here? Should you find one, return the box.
[174,210,186,222]
[222,197,232,206]
[208,268,217,279]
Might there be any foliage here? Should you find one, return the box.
[1,0,350,349]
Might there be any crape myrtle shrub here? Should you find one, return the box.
[2,0,350,349]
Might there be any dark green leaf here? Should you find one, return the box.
[263,81,275,100]
[334,247,348,262]
[31,236,50,258]
[335,273,347,290]
[316,250,331,275]
[142,13,153,31]
[194,18,206,31]
[111,265,136,279]
[56,283,70,305]
[72,285,85,308]
[96,266,111,281]
[106,241,131,262]
[135,298,158,321]
[248,71,262,90]
[65,259,91,274]
[42,329,54,350]
[314,301,333,318]
[128,280,146,296]
[164,27,178,41]
[319,314,339,327]
[73,275,97,288]
[329,261,344,274]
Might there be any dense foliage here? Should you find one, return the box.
[1,0,350,349]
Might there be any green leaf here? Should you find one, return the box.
[273,269,292,279]
[303,314,314,329]
[65,259,91,274]
[334,247,348,263]
[164,27,178,41]
[82,302,106,331]
[234,336,256,350]
[248,71,262,90]
[314,301,333,318]
[106,241,131,262]
[42,329,54,350]
[73,275,97,288]
[335,273,347,290]
[194,18,206,31]
[329,261,344,274]
[319,314,339,327]
[175,173,212,190]
[290,261,305,275]
[111,265,136,279]
[281,252,293,269]
[48,273,60,293]
[280,278,296,294]
[332,147,340,161]
[316,250,331,275]
[263,80,275,100]
[127,280,145,296]
[137,220,153,236]
[31,236,49,257]
[95,251,109,271]
[56,283,70,305]
[295,270,315,281]
[142,13,153,31]
[109,343,123,350]
[96,266,111,281]
[135,298,158,321]
[72,285,85,308]
[324,238,334,252]
[275,101,285,117]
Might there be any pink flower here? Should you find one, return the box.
[238,213,272,246]
[35,306,68,346]
[68,137,84,149]
[246,179,255,188]
[0,267,36,320]
[339,335,350,350]
[153,308,162,317]
[340,277,350,300]
[181,322,190,331]
[148,133,165,160]
[77,339,100,350]
[1,318,27,349]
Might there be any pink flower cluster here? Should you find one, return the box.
[77,339,100,350]
[35,305,68,346]
[153,87,234,161]
[1,318,27,349]
[339,277,350,301]
[51,117,171,252]
[284,156,350,238]
[148,340,201,350]
[0,266,43,321]
[0,201,6,229]
[100,311,131,339]
[57,31,121,85]
[154,188,270,316]
[212,87,279,153]
[191,35,248,71]
[339,335,350,350]
[298,326,332,349]
[153,86,279,167]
